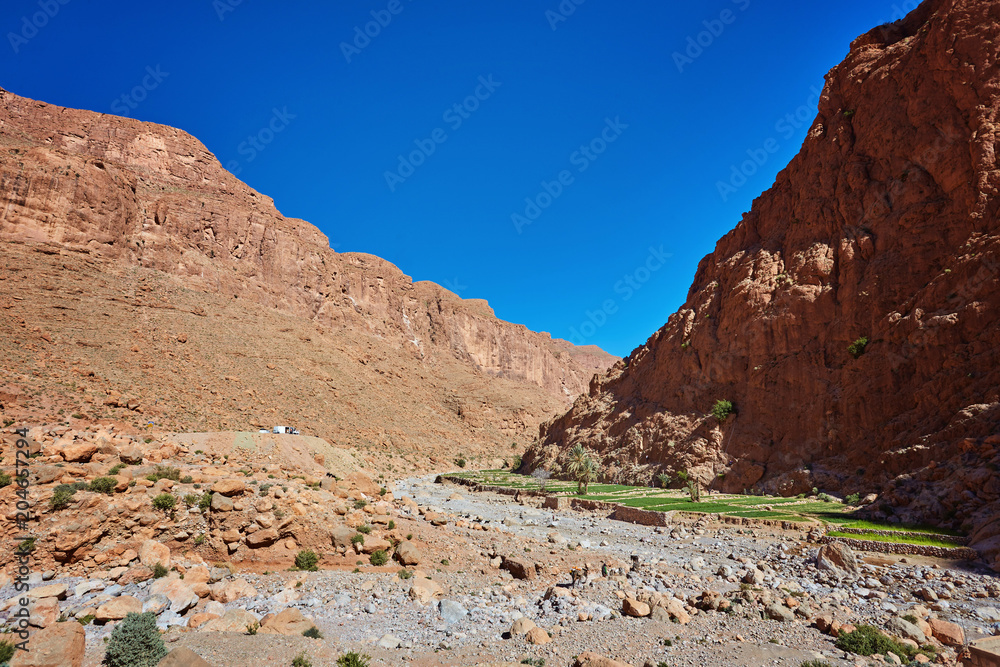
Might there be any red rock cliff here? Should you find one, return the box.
[527,0,1000,568]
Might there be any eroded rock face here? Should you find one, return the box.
[0,87,615,457]
[528,0,1000,566]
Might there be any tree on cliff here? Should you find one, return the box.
[566,444,600,495]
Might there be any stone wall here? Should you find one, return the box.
[818,536,978,560]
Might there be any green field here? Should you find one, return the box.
[446,470,966,545]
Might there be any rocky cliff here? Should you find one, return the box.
[526,0,1000,568]
[0,86,616,467]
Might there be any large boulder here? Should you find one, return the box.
[927,617,965,646]
[395,541,422,565]
[95,595,142,622]
[501,556,536,580]
[408,577,445,605]
[622,598,651,618]
[816,541,858,576]
[148,577,199,614]
[331,525,355,549]
[260,608,317,636]
[200,608,260,632]
[210,493,233,512]
[11,621,85,667]
[60,442,97,463]
[209,578,256,603]
[211,479,245,497]
[245,528,279,548]
[138,540,171,569]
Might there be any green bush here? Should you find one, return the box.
[387,520,395,530]
[398,568,413,579]
[520,659,545,667]
[197,492,212,511]
[369,550,388,566]
[0,637,15,663]
[455,457,466,468]
[50,485,78,510]
[336,653,370,667]
[183,494,199,507]
[353,499,367,509]
[350,533,364,546]
[292,652,313,667]
[102,612,168,667]
[145,465,180,483]
[245,621,259,635]
[89,477,117,495]
[0,471,11,489]
[108,463,126,476]
[294,550,319,572]
[844,493,860,505]
[151,493,176,511]
[711,399,736,421]
[848,337,869,359]
[180,475,193,484]
[152,563,168,579]
[800,662,833,667]
[356,525,371,535]
[835,624,910,659]
[511,455,522,471]
[302,626,323,639]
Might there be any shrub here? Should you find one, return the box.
[17,538,35,554]
[350,533,364,546]
[844,493,860,505]
[511,455,522,471]
[455,457,466,468]
[294,550,319,572]
[89,477,117,495]
[0,637,15,663]
[848,337,869,359]
[245,621,259,635]
[0,472,10,489]
[152,493,176,511]
[387,520,395,530]
[302,626,323,639]
[357,525,371,535]
[711,399,736,421]
[145,465,180,483]
[379,486,387,496]
[180,475,193,484]
[835,624,910,659]
[108,463,126,475]
[398,568,413,579]
[194,534,206,546]
[77,613,96,625]
[50,485,77,510]
[293,652,314,667]
[102,611,168,667]
[182,494,199,507]
[197,492,212,511]
[72,413,86,419]
[520,659,545,667]
[656,473,671,489]
[800,662,833,667]
[336,652,371,667]
[151,563,168,579]
[353,499,368,509]
[369,550,388,566]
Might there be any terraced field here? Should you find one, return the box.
[446,470,969,546]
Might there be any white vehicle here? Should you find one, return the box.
[272,426,300,435]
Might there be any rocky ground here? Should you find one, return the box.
[2,430,999,667]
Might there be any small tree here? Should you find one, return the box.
[686,479,701,503]
[656,473,671,489]
[711,400,735,421]
[531,468,551,492]
[294,550,319,572]
[566,444,600,495]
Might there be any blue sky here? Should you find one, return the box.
[2,0,912,357]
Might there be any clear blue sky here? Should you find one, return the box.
[2,0,909,357]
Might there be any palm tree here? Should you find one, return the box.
[566,444,600,495]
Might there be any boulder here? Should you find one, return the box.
[148,577,199,613]
[200,608,260,632]
[138,540,171,569]
[330,526,355,549]
[28,598,60,628]
[816,541,858,576]
[210,494,233,512]
[573,652,634,667]
[622,598,651,618]
[510,617,536,636]
[260,608,317,636]
[118,446,144,464]
[926,617,964,646]
[245,528,279,548]
[212,479,245,497]
[888,616,927,644]
[765,603,795,622]
[95,595,142,622]
[209,578,256,603]
[501,556,536,580]
[360,537,391,555]
[395,541,422,565]
[61,442,97,463]
[11,620,85,667]
[408,577,445,605]
[157,648,215,667]
[525,626,550,645]
[440,599,468,624]
[26,584,67,600]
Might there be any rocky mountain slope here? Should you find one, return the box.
[525,0,1000,568]
[0,87,615,467]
